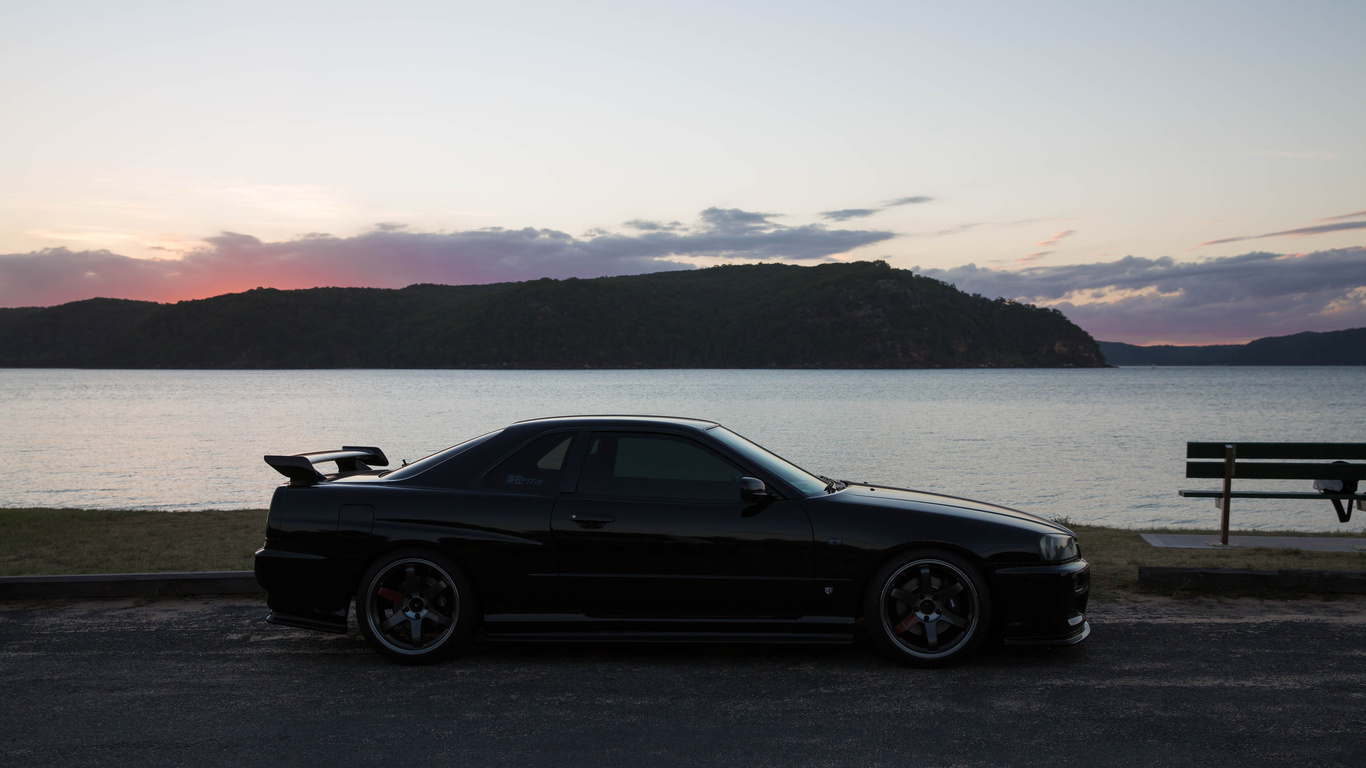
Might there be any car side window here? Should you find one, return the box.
[484,432,574,494]
[578,432,744,501]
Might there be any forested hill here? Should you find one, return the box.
[0,261,1105,369]
[1099,327,1366,366]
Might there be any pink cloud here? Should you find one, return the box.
[0,211,896,307]
[1035,229,1075,247]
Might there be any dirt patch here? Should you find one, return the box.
[1092,592,1366,624]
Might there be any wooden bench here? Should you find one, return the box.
[1180,442,1366,546]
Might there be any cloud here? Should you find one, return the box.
[1316,209,1366,222]
[917,247,1366,344]
[905,217,1056,239]
[0,209,895,306]
[1269,221,1366,237]
[622,219,683,231]
[1196,224,1362,247]
[820,208,879,222]
[1195,235,1251,247]
[697,207,781,234]
[931,222,985,237]
[1036,229,1075,247]
[1197,220,1366,248]
[883,196,934,207]
[817,195,935,223]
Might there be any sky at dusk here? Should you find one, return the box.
[2,1,1364,344]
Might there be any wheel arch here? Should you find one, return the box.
[351,541,485,622]
[855,541,996,622]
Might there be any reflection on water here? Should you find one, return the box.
[2,367,1363,531]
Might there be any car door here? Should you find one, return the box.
[551,430,814,619]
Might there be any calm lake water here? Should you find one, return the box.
[1,367,1363,532]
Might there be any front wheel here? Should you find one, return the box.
[864,549,992,667]
[356,549,475,665]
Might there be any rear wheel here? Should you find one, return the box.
[356,549,475,665]
[864,549,991,667]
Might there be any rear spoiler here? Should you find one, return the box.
[264,446,389,485]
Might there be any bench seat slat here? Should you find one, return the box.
[1187,442,1366,460]
[1179,490,1366,500]
[1186,461,1366,480]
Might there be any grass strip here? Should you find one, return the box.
[1073,524,1366,599]
[2,509,1363,600]
[0,508,266,577]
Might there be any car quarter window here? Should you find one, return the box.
[577,432,745,501]
[484,432,575,494]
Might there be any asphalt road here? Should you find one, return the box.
[2,595,1363,767]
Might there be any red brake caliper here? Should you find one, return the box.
[893,613,920,635]
[377,587,405,605]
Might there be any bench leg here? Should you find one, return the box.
[1331,499,1352,523]
[1218,444,1235,546]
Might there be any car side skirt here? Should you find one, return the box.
[482,613,856,643]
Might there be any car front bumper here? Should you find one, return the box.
[991,557,1091,645]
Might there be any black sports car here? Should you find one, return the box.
[255,416,1090,666]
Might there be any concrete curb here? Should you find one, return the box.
[0,571,260,599]
[1139,566,1366,594]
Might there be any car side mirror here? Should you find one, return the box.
[740,477,774,502]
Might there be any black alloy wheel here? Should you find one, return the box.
[356,549,475,665]
[864,549,991,667]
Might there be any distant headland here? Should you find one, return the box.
[1099,328,1366,366]
[0,261,1105,369]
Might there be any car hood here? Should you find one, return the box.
[837,484,1072,534]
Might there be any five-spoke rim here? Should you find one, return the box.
[879,558,980,659]
[364,558,459,655]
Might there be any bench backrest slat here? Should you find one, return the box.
[1187,442,1366,460]
[1186,461,1366,480]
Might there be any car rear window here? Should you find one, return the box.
[379,430,501,481]
[484,432,575,494]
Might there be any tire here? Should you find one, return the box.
[864,549,992,667]
[355,548,476,665]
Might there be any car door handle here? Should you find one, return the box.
[570,513,615,528]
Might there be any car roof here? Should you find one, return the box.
[512,415,719,431]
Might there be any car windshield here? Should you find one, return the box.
[379,430,502,480]
[706,426,829,496]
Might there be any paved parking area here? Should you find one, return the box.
[1140,533,1366,552]
[2,595,1364,767]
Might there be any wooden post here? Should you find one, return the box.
[1220,443,1235,546]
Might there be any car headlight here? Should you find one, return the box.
[1039,533,1079,561]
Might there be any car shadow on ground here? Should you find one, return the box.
[308,615,1094,671]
